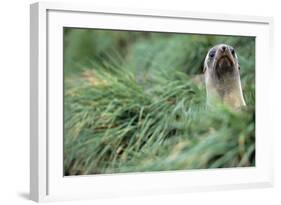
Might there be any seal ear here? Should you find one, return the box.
[203,65,207,73]
[238,64,240,70]
[203,57,207,73]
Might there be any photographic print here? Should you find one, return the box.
[63,28,255,176]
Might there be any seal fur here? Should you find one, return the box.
[203,44,246,109]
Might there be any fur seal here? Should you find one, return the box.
[203,44,246,109]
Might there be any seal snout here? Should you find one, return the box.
[218,56,232,68]
[215,45,236,72]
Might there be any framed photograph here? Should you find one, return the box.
[30,2,274,202]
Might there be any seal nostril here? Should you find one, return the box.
[221,46,226,52]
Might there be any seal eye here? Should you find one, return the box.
[230,48,235,56]
[209,49,216,58]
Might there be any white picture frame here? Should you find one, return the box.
[30,2,274,202]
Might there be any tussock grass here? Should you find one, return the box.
[63,29,255,175]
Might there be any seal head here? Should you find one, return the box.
[204,44,246,109]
